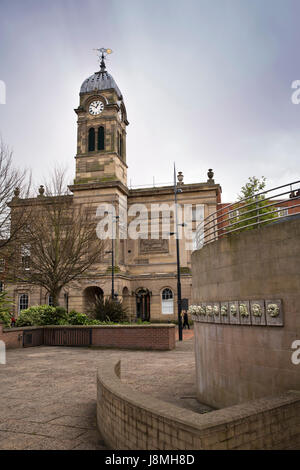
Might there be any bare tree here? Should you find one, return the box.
[0,138,31,250]
[9,169,104,306]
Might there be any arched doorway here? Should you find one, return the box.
[135,288,150,321]
[83,286,103,313]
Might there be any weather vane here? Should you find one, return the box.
[93,48,113,73]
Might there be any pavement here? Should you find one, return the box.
[0,327,210,450]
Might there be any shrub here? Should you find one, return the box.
[0,291,13,327]
[68,310,89,325]
[136,318,150,325]
[87,319,102,325]
[92,298,129,323]
[16,305,69,327]
[0,311,12,328]
[40,305,68,325]
[16,307,43,327]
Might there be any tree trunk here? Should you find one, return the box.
[51,289,61,307]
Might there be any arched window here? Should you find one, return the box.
[88,128,95,152]
[162,288,174,314]
[98,126,105,150]
[19,294,28,313]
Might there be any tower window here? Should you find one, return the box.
[88,128,95,152]
[118,132,123,158]
[98,126,105,151]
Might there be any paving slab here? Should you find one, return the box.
[0,328,210,450]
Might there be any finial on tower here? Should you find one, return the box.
[93,48,113,74]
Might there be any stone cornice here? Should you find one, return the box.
[128,182,222,198]
[68,180,130,196]
[8,194,73,208]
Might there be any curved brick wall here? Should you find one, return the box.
[191,217,300,408]
[97,360,300,450]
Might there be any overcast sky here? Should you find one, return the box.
[0,0,300,201]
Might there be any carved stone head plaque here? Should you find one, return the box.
[220,302,229,324]
[205,304,215,323]
[200,303,208,322]
[250,300,266,326]
[265,299,283,326]
[229,301,240,324]
[239,301,251,325]
[213,303,221,324]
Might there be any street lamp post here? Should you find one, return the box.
[174,165,183,341]
[105,214,119,300]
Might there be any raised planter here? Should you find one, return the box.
[97,360,300,450]
[0,323,175,350]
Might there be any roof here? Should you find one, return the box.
[80,71,122,98]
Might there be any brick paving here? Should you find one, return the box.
[0,327,210,450]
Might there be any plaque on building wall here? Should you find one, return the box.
[220,302,230,324]
[205,304,215,323]
[229,301,240,325]
[200,303,208,322]
[192,299,283,327]
[239,301,251,325]
[213,302,221,324]
[250,300,266,326]
[265,299,283,326]
[139,239,169,254]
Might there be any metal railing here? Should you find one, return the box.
[195,180,300,250]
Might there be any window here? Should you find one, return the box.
[0,281,3,292]
[0,259,4,272]
[228,209,239,225]
[118,132,123,157]
[48,294,54,306]
[21,244,31,271]
[277,207,288,217]
[88,127,95,152]
[192,231,197,251]
[98,126,105,150]
[19,294,28,313]
[162,288,174,314]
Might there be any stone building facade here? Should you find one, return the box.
[5,54,222,322]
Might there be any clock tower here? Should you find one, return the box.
[74,49,129,186]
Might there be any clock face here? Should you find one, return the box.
[89,100,104,115]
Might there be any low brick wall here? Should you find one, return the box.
[97,360,300,450]
[0,323,43,349]
[91,324,175,350]
[0,323,175,351]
